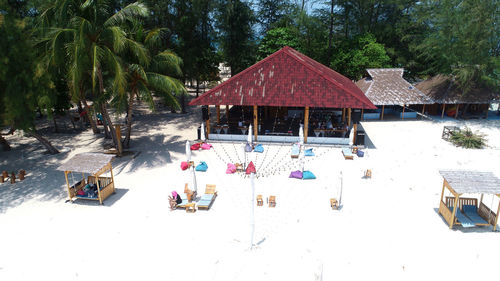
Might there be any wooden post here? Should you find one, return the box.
[225,105,229,122]
[421,104,426,115]
[347,108,351,126]
[95,173,103,205]
[109,163,116,193]
[381,105,385,120]
[64,171,72,199]
[10,172,15,184]
[115,125,122,156]
[441,104,446,119]
[353,123,357,145]
[450,194,460,229]
[494,200,500,231]
[216,105,220,124]
[206,119,210,140]
[361,108,364,121]
[304,107,309,143]
[440,180,446,204]
[485,103,489,119]
[454,104,460,119]
[253,105,258,141]
[402,104,406,120]
[342,108,346,123]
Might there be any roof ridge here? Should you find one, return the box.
[283,48,373,108]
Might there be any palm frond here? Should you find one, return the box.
[0,15,4,27]
[151,50,183,77]
[125,38,150,66]
[136,81,155,111]
[104,26,126,53]
[103,46,127,96]
[104,2,148,27]
[129,64,147,81]
[144,28,169,48]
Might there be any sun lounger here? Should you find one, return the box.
[342,148,353,160]
[176,193,190,209]
[449,206,475,228]
[198,184,217,210]
[291,144,300,158]
[463,205,489,225]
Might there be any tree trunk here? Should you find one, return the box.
[53,115,59,133]
[68,111,76,130]
[180,94,186,114]
[123,89,136,148]
[28,131,59,154]
[82,99,99,134]
[196,79,200,98]
[327,0,335,61]
[0,135,11,151]
[100,103,120,155]
[102,113,111,139]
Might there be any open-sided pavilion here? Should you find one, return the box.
[438,170,500,231]
[189,46,376,144]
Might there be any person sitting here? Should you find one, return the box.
[327,119,333,129]
[342,123,350,138]
[168,191,182,210]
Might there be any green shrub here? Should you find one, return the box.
[449,127,486,149]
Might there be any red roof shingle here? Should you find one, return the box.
[189,47,376,109]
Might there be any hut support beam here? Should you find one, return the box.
[450,194,460,229]
[402,105,406,120]
[253,106,258,141]
[64,171,71,200]
[225,105,229,122]
[455,104,460,119]
[381,105,385,120]
[422,104,426,115]
[494,201,500,231]
[342,108,346,123]
[441,104,446,119]
[216,105,220,124]
[485,104,489,119]
[206,106,210,140]
[361,109,364,121]
[347,108,351,126]
[304,107,309,143]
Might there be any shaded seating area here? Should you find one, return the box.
[57,153,116,205]
[438,170,500,231]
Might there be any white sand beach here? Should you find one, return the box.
[1,104,500,281]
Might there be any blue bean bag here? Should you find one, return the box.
[304,148,315,156]
[302,171,316,179]
[289,170,303,179]
[195,161,208,172]
[245,143,253,152]
[254,144,264,153]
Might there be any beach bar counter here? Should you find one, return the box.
[57,153,116,205]
[438,170,500,231]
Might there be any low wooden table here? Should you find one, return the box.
[185,203,196,213]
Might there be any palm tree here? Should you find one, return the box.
[118,26,185,148]
[39,0,148,153]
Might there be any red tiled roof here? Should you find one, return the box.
[189,47,376,109]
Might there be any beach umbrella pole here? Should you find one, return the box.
[250,172,255,249]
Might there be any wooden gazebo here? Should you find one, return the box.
[57,153,115,205]
[189,46,376,144]
[438,170,500,231]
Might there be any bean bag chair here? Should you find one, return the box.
[201,143,212,150]
[245,143,253,152]
[226,163,236,174]
[245,161,256,174]
[190,143,201,150]
[195,161,208,172]
[289,170,303,179]
[254,144,264,153]
[304,148,315,156]
[181,161,189,170]
[302,171,316,179]
[356,150,364,157]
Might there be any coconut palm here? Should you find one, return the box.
[39,0,148,153]
[117,26,185,148]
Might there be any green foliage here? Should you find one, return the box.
[449,127,486,149]
[216,0,256,76]
[256,0,294,33]
[330,33,391,80]
[257,27,299,59]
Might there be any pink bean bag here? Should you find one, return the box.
[226,163,236,174]
[201,143,212,150]
[181,161,189,170]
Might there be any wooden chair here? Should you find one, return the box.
[330,198,338,210]
[268,196,276,207]
[235,163,244,172]
[257,195,263,206]
[364,169,372,179]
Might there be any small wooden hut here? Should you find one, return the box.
[438,170,500,231]
[416,75,500,119]
[356,68,434,120]
[57,153,115,205]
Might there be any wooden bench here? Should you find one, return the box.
[185,203,196,213]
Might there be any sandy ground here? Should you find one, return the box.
[1,104,500,281]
